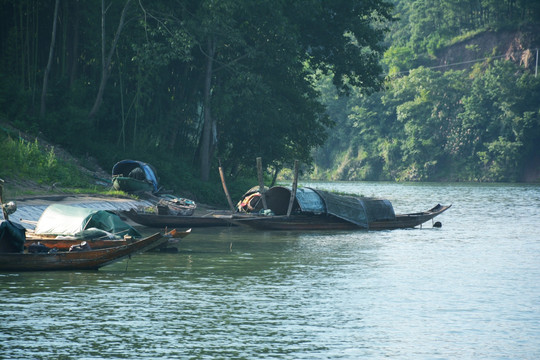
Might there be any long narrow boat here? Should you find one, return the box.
[0,232,169,271]
[1,182,166,270]
[18,203,189,252]
[230,204,451,231]
[230,204,450,231]
[230,186,451,231]
[120,208,233,228]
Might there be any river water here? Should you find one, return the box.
[1,182,539,359]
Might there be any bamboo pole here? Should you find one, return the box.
[287,160,299,216]
[256,157,268,209]
[218,166,235,212]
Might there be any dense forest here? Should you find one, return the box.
[312,0,540,182]
[0,0,392,196]
[1,0,539,200]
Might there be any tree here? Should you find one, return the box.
[88,0,132,120]
[196,0,394,180]
[40,0,60,119]
[1,0,394,186]
[459,60,540,180]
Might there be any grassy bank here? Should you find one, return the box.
[0,123,255,206]
[0,126,114,198]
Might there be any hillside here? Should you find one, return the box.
[311,26,540,182]
[0,122,111,198]
[1,1,539,185]
[0,121,254,206]
[0,0,392,187]
[436,29,539,73]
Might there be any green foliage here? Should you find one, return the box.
[2,0,539,195]
[0,0,394,200]
[0,132,93,188]
[382,46,415,75]
[388,0,540,55]
[313,59,540,182]
[310,0,540,183]
[478,137,523,181]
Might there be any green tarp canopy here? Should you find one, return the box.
[34,204,141,238]
[313,190,396,229]
[261,186,396,229]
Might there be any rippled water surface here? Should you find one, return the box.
[1,182,540,359]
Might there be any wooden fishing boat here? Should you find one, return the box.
[230,186,451,231]
[0,232,170,271]
[18,203,191,253]
[1,181,173,271]
[230,204,451,231]
[120,208,234,228]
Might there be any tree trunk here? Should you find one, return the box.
[39,0,60,119]
[200,36,216,181]
[69,0,80,88]
[88,0,131,120]
[271,165,281,187]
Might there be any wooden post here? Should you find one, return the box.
[256,157,268,209]
[0,178,7,220]
[534,48,538,77]
[287,160,299,216]
[218,166,235,212]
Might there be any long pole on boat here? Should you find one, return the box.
[218,163,235,212]
[257,157,268,210]
[287,160,299,217]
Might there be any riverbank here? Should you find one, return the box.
[5,189,227,231]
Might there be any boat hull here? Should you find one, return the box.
[230,204,451,231]
[0,232,168,271]
[121,209,233,228]
[231,214,357,231]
